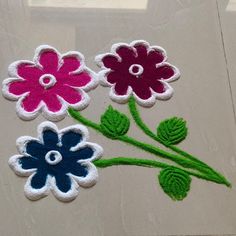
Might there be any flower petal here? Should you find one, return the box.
[71,146,94,161]
[134,43,148,59]
[26,140,46,158]
[61,130,82,149]
[38,49,59,73]
[106,71,121,84]
[155,65,175,80]
[42,128,59,147]
[116,46,136,63]
[56,85,82,104]
[70,163,88,177]
[114,81,129,96]
[55,174,72,193]
[43,93,63,112]
[132,82,152,100]
[102,55,120,70]
[17,63,43,81]
[8,80,30,96]
[19,156,38,170]
[63,72,91,88]
[150,80,165,93]
[21,93,42,112]
[30,171,48,189]
[59,55,81,73]
[147,50,165,64]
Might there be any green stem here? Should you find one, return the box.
[93,157,228,185]
[128,96,230,185]
[68,108,231,187]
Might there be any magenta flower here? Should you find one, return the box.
[2,45,97,121]
[95,40,180,107]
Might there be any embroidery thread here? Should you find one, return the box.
[2,45,98,121]
[9,122,103,201]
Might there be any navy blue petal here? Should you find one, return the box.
[70,146,94,161]
[69,163,88,177]
[19,156,38,170]
[61,130,82,149]
[26,141,46,159]
[30,171,47,189]
[42,129,59,148]
[55,174,72,193]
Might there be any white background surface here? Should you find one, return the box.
[0,0,236,235]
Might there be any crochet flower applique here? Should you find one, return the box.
[9,122,103,201]
[2,45,97,121]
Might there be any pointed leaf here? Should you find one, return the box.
[158,167,191,201]
[100,106,130,139]
[157,117,187,145]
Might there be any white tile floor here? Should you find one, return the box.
[0,0,236,235]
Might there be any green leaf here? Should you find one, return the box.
[158,167,191,201]
[157,117,188,145]
[100,106,130,139]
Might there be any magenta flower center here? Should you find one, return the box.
[45,150,62,165]
[128,64,144,77]
[39,74,57,89]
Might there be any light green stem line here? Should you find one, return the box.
[68,108,231,187]
[128,96,230,186]
[93,157,227,185]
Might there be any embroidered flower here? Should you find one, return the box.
[2,45,97,121]
[9,122,103,202]
[95,40,180,107]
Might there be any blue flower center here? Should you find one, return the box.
[45,150,62,165]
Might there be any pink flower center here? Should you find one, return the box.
[128,64,144,77]
[39,74,57,89]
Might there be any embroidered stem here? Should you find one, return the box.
[128,96,230,186]
[68,108,231,187]
[93,157,226,184]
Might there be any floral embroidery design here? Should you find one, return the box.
[9,122,103,201]
[2,45,97,121]
[5,40,232,202]
[95,40,180,107]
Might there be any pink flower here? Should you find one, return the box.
[2,45,97,121]
[95,40,180,107]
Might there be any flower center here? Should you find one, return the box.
[45,150,62,165]
[129,64,144,76]
[39,74,56,89]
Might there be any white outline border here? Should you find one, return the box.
[95,40,180,107]
[2,45,98,121]
[9,121,103,202]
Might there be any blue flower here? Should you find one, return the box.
[9,121,103,202]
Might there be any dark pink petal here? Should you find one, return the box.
[133,43,148,59]
[8,80,30,95]
[116,46,136,64]
[56,85,82,104]
[150,81,165,93]
[106,71,121,84]
[59,55,81,73]
[43,93,62,112]
[17,63,43,81]
[114,82,129,96]
[39,49,59,73]
[147,50,165,64]
[63,72,91,88]
[102,55,120,70]
[21,93,42,112]
[155,65,175,80]
[132,82,152,100]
